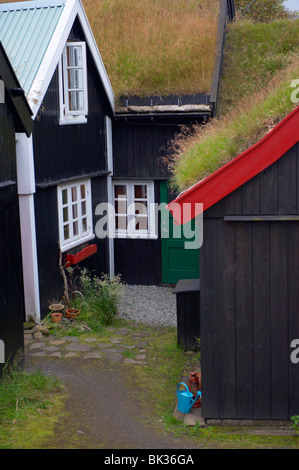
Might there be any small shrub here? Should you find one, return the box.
[72,269,122,327]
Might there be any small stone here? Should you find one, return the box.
[65,343,91,352]
[61,336,79,342]
[124,345,136,350]
[83,352,101,359]
[30,351,46,357]
[33,331,43,339]
[49,340,66,346]
[97,343,112,349]
[135,354,146,360]
[30,342,46,350]
[43,346,60,352]
[49,352,61,358]
[110,338,122,344]
[84,338,98,343]
[106,353,123,362]
[64,352,78,358]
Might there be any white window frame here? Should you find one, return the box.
[59,41,88,125]
[57,179,94,252]
[113,180,157,239]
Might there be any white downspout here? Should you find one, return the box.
[105,116,115,277]
[16,133,41,323]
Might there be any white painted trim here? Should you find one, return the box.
[16,133,41,322]
[27,0,115,119]
[18,195,41,323]
[113,180,157,239]
[106,116,115,277]
[57,178,94,251]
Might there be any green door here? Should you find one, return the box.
[160,181,199,284]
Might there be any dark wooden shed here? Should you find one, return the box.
[168,105,299,421]
[0,42,33,372]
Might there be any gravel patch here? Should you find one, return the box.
[117,284,177,327]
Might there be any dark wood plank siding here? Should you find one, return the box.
[225,142,299,216]
[201,141,299,419]
[35,175,109,317]
[0,102,24,371]
[112,122,179,180]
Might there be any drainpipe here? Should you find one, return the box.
[16,133,41,323]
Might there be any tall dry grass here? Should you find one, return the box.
[83,0,220,98]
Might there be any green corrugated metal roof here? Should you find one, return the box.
[0,0,65,96]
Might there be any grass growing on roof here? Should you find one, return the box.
[219,18,299,115]
[167,52,299,192]
[83,0,220,98]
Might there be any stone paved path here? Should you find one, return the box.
[24,325,149,365]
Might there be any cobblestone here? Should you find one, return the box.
[24,324,149,367]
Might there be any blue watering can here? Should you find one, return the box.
[177,382,202,414]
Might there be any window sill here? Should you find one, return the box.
[60,233,95,253]
[59,115,87,126]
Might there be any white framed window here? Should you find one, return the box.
[113,181,157,239]
[59,41,88,125]
[57,179,94,252]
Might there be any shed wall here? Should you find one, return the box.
[201,142,299,420]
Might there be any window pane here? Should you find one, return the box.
[114,185,127,199]
[68,91,84,112]
[67,46,82,67]
[71,186,77,202]
[64,224,70,241]
[80,184,86,199]
[62,189,68,205]
[73,221,79,236]
[81,201,86,216]
[72,204,78,219]
[116,216,127,230]
[135,201,147,215]
[115,200,127,215]
[68,68,83,90]
[82,217,87,232]
[135,216,148,231]
[135,185,147,199]
[63,207,69,223]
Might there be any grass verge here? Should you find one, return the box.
[0,362,65,449]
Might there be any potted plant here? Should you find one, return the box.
[65,308,80,320]
[51,312,63,323]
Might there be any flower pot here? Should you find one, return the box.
[51,312,63,323]
[65,308,80,320]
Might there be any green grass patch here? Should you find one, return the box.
[0,363,65,448]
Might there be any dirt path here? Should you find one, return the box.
[25,355,202,450]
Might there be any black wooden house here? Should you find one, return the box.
[0,43,33,370]
[0,0,235,322]
[111,0,235,286]
[0,0,115,321]
[168,105,299,420]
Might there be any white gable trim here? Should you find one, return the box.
[27,0,114,119]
